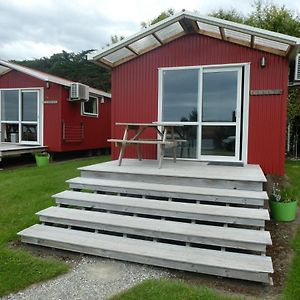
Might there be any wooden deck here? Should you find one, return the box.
[18,159,273,284]
[0,143,47,161]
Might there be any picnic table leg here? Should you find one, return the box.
[170,127,176,163]
[158,126,167,168]
[137,143,142,161]
[118,126,128,166]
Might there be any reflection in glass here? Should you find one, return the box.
[201,126,236,156]
[1,123,19,143]
[162,69,198,122]
[22,92,38,121]
[1,90,19,121]
[165,125,197,159]
[202,71,237,122]
[21,124,37,142]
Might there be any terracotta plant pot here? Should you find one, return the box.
[269,200,297,222]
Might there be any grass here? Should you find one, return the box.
[285,160,300,202]
[111,279,245,300]
[0,155,110,297]
[281,160,300,300]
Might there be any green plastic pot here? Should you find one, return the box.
[269,200,297,222]
[35,153,50,167]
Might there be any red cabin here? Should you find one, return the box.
[0,60,111,154]
[91,11,300,176]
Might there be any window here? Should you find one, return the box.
[82,96,98,116]
[0,89,39,144]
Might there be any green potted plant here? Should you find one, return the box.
[34,152,50,167]
[269,183,297,222]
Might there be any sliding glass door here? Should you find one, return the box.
[159,65,243,162]
[0,89,40,144]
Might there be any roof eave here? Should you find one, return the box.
[90,10,300,69]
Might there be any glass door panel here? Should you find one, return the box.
[201,126,236,156]
[161,68,199,159]
[20,91,38,143]
[22,91,38,121]
[202,71,238,122]
[1,90,19,122]
[200,68,241,160]
[162,69,198,122]
[164,125,198,159]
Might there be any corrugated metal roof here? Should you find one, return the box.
[0,60,111,98]
[90,10,300,69]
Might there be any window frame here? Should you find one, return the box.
[81,95,99,117]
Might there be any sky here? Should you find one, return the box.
[0,0,299,61]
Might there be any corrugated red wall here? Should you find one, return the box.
[0,70,111,152]
[111,33,289,175]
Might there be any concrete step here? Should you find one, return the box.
[54,191,269,228]
[38,206,272,252]
[79,160,266,191]
[18,224,273,283]
[67,177,268,207]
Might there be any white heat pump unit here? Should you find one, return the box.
[69,83,89,102]
[294,54,300,81]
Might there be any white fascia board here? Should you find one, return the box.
[90,88,111,98]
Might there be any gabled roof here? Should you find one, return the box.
[89,10,300,69]
[0,60,111,98]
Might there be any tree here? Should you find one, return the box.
[210,8,245,23]
[246,0,300,37]
[141,9,175,28]
[15,50,111,91]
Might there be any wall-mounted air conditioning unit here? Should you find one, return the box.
[69,83,89,102]
[294,54,300,81]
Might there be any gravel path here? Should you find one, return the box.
[3,256,171,300]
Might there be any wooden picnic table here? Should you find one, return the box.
[108,122,186,168]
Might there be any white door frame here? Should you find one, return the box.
[157,63,250,164]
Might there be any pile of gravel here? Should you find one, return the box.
[4,256,170,300]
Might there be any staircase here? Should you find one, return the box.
[18,159,273,284]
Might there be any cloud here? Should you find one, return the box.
[0,0,299,60]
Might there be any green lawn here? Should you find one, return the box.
[111,279,245,300]
[281,160,300,300]
[0,155,110,297]
[285,160,300,202]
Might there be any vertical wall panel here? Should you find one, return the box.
[111,33,289,175]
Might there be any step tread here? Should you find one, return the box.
[79,159,267,182]
[67,177,268,200]
[38,206,272,245]
[54,191,270,221]
[18,224,273,274]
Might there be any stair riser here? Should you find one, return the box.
[68,182,265,207]
[80,170,263,191]
[20,235,270,283]
[55,198,265,227]
[39,215,267,252]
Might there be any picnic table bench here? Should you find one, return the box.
[108,122,186,168]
